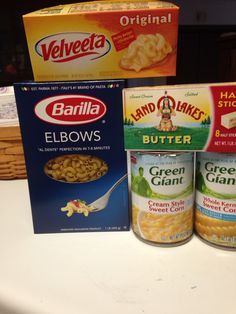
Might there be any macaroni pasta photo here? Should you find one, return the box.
[44,154,108,183]
[61,199,95,217]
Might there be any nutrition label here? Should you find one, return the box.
[69,2,154,13]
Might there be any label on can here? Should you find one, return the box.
[195,152,236,248]
[130,152,194,244]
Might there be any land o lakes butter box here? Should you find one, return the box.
[14,80,129,233]
[22,1,179,81]
[123,83,236,152]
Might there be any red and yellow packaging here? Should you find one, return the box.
[123,82,236,152]
[23,1,179,81]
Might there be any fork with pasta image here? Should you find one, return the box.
[61,174,128,217]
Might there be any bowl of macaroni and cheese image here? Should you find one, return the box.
[119,33,173,72]
[43,154,108,183]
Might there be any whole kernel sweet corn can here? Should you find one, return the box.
[22,1,179,81]
[130,151,194,246]
[195,152,236,249]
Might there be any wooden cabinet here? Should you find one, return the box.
[167,26,236,85]
[218,32,236,82]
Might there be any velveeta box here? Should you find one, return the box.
[23,1,179,81]
[123,83,236,152]
[14,80,129,233]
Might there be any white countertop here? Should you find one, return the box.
[0,179,235,314]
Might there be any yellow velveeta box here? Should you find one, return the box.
[23,1,179,81]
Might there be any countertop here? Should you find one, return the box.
[0,179,235,314]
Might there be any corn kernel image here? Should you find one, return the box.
[136,207,193,243]
[195,210,236,247]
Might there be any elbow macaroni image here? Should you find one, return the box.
[44,154,108,183]
[120,33,172,72]
[61,199,95,217]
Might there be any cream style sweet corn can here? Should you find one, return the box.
[14,80,129,234]
[130,151,194,245]
[22,1,179,81]
[195,152,236,249]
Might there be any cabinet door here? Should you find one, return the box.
[168,28,200,84]
[218,34,236,82]
[168,26,236,85]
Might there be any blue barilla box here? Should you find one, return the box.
[14,80,130,233]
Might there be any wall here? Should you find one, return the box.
[174,0,236,25]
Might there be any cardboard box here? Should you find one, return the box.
[123,83,236,152]
[0,86,18,126]
[14,80,129,233]
[23,1,179,81]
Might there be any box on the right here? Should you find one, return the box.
[123,82,236,152]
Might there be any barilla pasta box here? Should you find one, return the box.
[14,80,130,233]
[123,82,236,152]
[22,1,179,81]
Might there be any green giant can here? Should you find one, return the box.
[130,151,194,246]
[195,152,236,249]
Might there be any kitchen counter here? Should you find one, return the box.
[0,179,235,314]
